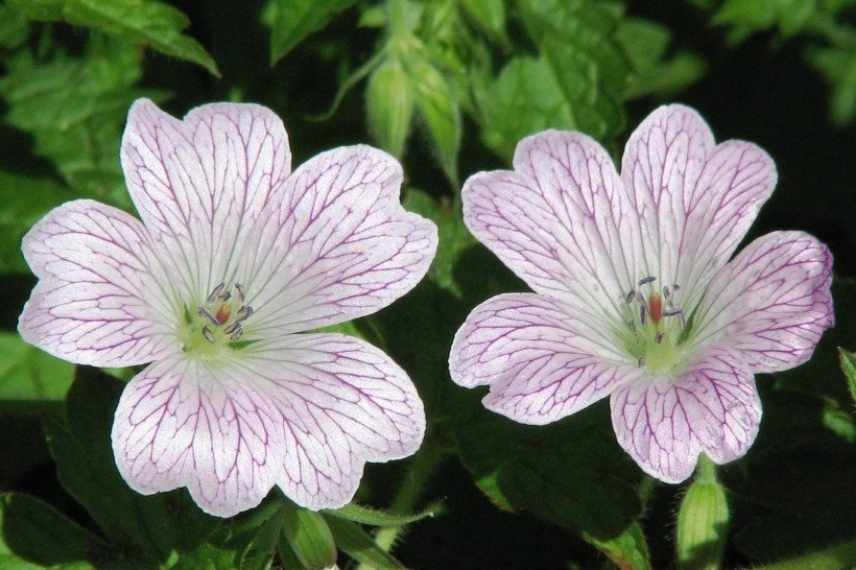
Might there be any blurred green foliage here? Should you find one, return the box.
[1,0,855,569]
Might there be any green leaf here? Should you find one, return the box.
[0,173,71,274]
[365,59,415,157]
[807,46,856,126]
[324,501,442,527]
[266,0,357,65]
[406,55,461,185]
[239,508,287,570]
[475,56,575,161]
[325,517,406,569]
[459,0,506,40]
[8,0,218,75]
[616,17,706,100]
[0,34,169,209]
[518,0,630,141]
[281,507,337,570]
[0,493,107,566]
[0,554,44,570]
[0,333,74,411]
[0,2,28,49]
[171,544,235,570]
[455,404,651,569]
[715,0,817,36]
[44,367,218,562]
[839,347,856,404]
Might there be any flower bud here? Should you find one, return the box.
[676,458,730,570]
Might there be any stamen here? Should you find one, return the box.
[663,285,671,300]
[640,304,647,325]
[224,321,242,335]
[638,276,656,286]
[229,324,243,341]
[202,326,215,343]
[198,307,219,326]
[663,308,683,317]
[625,290,636,304]
[655,331,664,344]
[219,290,232,302]
[207,282,225,303]
[235,283,245,304]
[235,305,253,322]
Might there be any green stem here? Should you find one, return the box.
[752,539,856,570]
[355,443,444,570]
[694,453,718,484]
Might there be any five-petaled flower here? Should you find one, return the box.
[18,99,437,516]
[449,105,834,483]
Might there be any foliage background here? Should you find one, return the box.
[2,0,856,569]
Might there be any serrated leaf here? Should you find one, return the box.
[326,518,405,569]
[44,367,218,562]
[839,348,856,404]
[0,493,107,566]
[406,55,461,185]
[518,0,630,140]
[9,0,218,75]
[475,56,575,161]
[266,0,357,65]
[0,35,169,209]
[715,0,817,36]
[324,501,442,527]
[0,332,74,411]
[281,508,337,570]
[366,59,415,157]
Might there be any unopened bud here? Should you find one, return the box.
[676,457,730,570]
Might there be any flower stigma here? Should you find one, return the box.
[618,276,693,375]
[181,281,254,358]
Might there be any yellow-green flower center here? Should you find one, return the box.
[180,282,254,359]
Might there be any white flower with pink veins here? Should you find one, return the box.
[18,99,437,517]
[449,104,834,483]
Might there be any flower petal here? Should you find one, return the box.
[694,231,834,373]
[243,333,425,510]
[462,130,641,326]
[610,346,761,483]
[450,293,642,425]
[121,99,292,297]
[621,104,777,309]
[241,146,437,334]
[112,355,284,517]
[18,200,174,367]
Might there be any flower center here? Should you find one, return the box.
[180,282,254,358]
[617,277,692,375]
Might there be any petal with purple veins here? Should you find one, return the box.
[694,231,834,373]
[621,104,777,309]
[121,99,292,297]
[610,345,760,483]
[240,146,437,335]
[18,199,174,367]
[450,293,642,425]
[112,354,285,518]
[243,333,425,510]
[463,130,641,323]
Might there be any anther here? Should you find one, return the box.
[235,283,245,304]
[229,324,244,341]
[655,331,664,344]
[236,306,253,322]
[198,307,219,326]
[640,304,647,325]
[202,326,215,343]
[663,308,683,317]
[638,276,656,286]
[224,321,242,335]
[207,282,225,303]
[625,290,636,304]
[663,285,671,300]
[672,284,680,291]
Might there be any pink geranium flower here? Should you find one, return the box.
[18,99,437,516]
[449,105,834,482]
